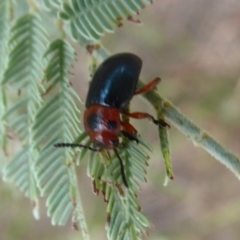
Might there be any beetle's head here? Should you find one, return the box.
[91,132,119,150]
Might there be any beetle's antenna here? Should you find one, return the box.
[114,148,128,188]
[54,143,100,152]
[55,143,128,187]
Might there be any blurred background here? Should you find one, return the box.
[1,0,240,239]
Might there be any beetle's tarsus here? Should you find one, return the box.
[149,116,170,128]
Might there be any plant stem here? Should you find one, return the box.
[137,81,240,179]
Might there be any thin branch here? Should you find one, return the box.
[137,80,240,179]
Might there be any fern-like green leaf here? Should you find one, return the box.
[106,187,150,240]
[83,136,151,240]
[41,0,62,10]
[3,146,32,196]
[60,0,152,42]
[0,0,10,74]
[33,39,89,238]
[41,0,66,18]
[106,161,151,239]
[2,13,48,218]
[2,97,29,140]
[0,0,11,151]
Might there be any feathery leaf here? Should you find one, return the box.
[33,38,89,238]
[0,0,11,151]
[82,136,151,240]
[2,13,48,218]
[60,0,152,42]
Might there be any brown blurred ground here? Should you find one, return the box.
[1,1,240,239]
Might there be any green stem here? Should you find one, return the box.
[137,80,240,179]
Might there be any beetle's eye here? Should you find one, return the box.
[107,120,118,130]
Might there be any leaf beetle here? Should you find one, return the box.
[55,53,169,187]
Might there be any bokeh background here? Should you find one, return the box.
[1,0,240,239]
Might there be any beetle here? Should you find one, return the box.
[55,53,169,187]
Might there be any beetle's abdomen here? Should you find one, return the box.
[86,53,142,109]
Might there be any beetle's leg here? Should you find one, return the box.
[120,121,139,143]
[120,121,138,135]
[123,112,170,128]
[134,77,160,95]
[121,131,139,143]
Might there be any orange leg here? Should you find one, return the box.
[123,112,170,128]
[120,121,138,135]
[120,121,139,143]
[134,77,161,95]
